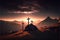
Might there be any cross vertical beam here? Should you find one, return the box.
[27,17,30,25]
[22,21,24,31]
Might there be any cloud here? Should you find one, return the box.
[0,0,60,20]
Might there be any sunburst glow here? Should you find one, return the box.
[17,17,41,25]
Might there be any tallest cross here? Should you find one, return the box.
[27,17,30,25]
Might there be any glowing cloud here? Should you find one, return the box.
[8,10,39,14]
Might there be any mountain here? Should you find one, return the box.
[12,20,22,24]
[25,24,38,31]
[0,20,21,35]
[24,24,40,35]
[38,17,59,27]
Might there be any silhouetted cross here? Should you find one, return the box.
[31,20,33,24]
[27,17,30,25]
[22,21,24,31]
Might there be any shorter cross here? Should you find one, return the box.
[31,20,33,24]
[22,21,24,31]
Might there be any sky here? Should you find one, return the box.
[0,0,60,23]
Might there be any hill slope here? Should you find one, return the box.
[0,20,21,35]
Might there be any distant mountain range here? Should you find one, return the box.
[38,17,59,27]
[0,20,21,35]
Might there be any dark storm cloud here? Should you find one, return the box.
[39,0,60,17]
[0,0,60,19]
[0,0,23,10]
[0,0,60,10]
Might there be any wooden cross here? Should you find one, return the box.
[31,20,33,24]
[22,21,24,31]
[27,17,30,25]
